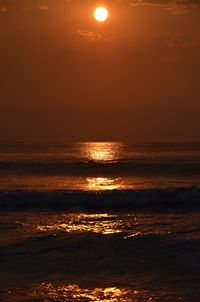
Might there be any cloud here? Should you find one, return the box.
[78,30,103,41]
[129,0,200,14]
[162,33,184,48]
[160,33,200,64]
[183,40,200,48]
[162,33,200,50]
[0,5,6,12]
[1,0,199,16]
[38,4,48,10]
[1,0,200,15]
[161,55,179,63]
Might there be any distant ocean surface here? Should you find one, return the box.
[1,141,200,191]
[0,142,200,301]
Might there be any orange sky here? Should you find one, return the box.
[0,0,200,141]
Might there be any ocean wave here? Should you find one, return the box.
[1,160,200,177]
[1,231,200,301]
[0,187,200,211]
[1,232,200,280]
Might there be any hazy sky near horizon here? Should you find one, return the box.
[0,0,200,141]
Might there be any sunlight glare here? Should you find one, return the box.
[94,7,108,22]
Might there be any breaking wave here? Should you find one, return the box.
[1,187,200,211]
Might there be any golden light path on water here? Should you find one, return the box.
[80,142,122,162]
[37,213,129,235]
[80,142,126,190]
[0,142,143,191]
[31,283,140,301]
[86,177,122,190]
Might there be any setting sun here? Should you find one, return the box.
[1,1,200,301]
[94,7,108,22]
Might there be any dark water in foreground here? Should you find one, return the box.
[0,142,200,301]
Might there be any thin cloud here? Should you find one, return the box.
[1,0,200,15]
[38,4,48,10]
[78,30,103,41]
[162,33,184,48]
[129,0,200,14]
[162,33,200,50]
[161,55,179,63]
[183,40,200,49]
[0,5,7,12]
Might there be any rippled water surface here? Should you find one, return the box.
[1,142,200,190]
[0,210,200,301]
[0,142,200,301]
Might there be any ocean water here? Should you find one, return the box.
[0,142,200,301]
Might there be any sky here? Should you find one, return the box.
[0,0,200,141]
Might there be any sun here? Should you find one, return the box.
[94,7,108,22]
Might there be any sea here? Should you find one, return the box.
[0,142,200,301]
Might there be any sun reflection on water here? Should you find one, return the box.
[31,283,138,301]
[86,177,123,190]
[79,142,125,191]
[37,213,124,235]
[80,142,122,162]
